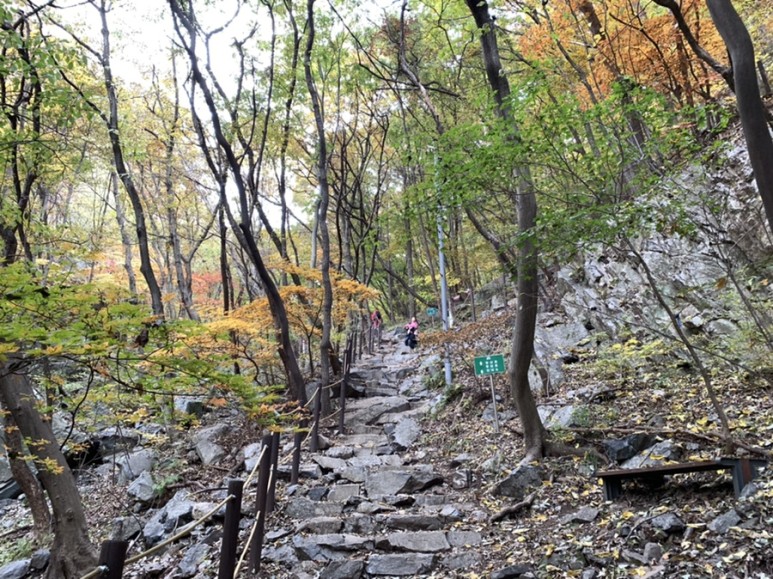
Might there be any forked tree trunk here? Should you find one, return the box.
[0,358,97,578]
[466,0,546,460]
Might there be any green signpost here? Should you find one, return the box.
[474,354,505,376]
[473,354,506,433]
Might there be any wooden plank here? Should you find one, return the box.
[599,458,768,500]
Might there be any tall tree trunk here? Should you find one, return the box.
[169,0,307,405]
[467,0,546,460]
[111,171,138,297]
[96,1,164,316]
[706,0,773,234]
[0,358,97,578]
[305,0,333,416]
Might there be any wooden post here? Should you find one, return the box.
[249,435,273,574]
[266,432,280,514]
[218,479,243,579]
[291,426,302,485]
[97,540,128,579]
[310,383,321,452]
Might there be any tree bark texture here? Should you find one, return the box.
[0,358,97,578]
[706,0,773,234]
[467,0,546,459]
[305,0,333,416]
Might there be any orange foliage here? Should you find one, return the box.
[517,0,728,106]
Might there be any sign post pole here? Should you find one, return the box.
[474,354,506,434]
[489,374,499,433]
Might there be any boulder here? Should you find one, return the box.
[177,543,210,578]
[0,560,29,579]
[494,466,543,498]
[115,448,157,484]
[127,470,156,503]
[388,418,421,450]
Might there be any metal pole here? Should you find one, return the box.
[434,145,453,387]
[218,479,243,579]
[489,375,500,433]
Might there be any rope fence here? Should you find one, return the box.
[77,331,359,579]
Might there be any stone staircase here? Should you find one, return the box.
[261,339,486,578]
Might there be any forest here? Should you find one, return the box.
[1,0,772,577]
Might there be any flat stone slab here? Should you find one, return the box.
[297,517,343,534]
[377,530,450,552]
[364,466,444,497]
[344,396,411,426]
[382,514,444,531]
[366,553,436,576]
[285,498,344,519]
[313,456,348,472]
[327,484,361,503]
[447,530,483,547]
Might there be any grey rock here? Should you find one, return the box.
[384,514,444,531]
[366,553,435,576]
[443,551,481,570]
[491,564,534,578]
[193,424,229,465]
[581,569,598,579]
[377,530,450,552]
[174,396,207,418]
[494,466,542,498]
[650,512,686,534]
[307,487,328,501]
[0,560,29,579]
[242,442,261,472]
[390,417,421,450]
[561,506,599,524]
[327,484,360,503]
[447,530,482,547]
[343,513,378,534]
[127,470,156,503]
[298,517,343,534]
[740,482,759,499]
[115,448,157,484]
[320,560,365,579]
[708,509,741,534]
[365,467,443,497]
[313,456,347,472]
[111,516,143,541]
[277,463,322,480]
[195,438,226,466]
[95,426,139,456]
[143,519,165,546]
[262,544,298,564]
[325,447,355,459]
[285,498,343,518]
[29,549,49,571]
[643,542,663,562]
[482,404,517,423]
[164,490,194,531]
[602,434,654,462]
[293,534,372,561]
[622,440,682,469]
[338,466,367,483]
[177,542,210,578]
[345,396,411,426]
